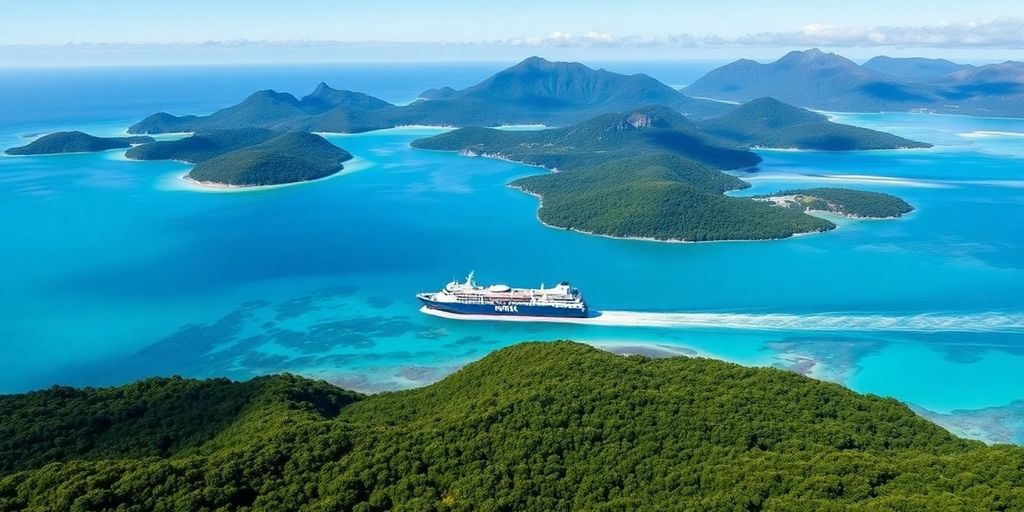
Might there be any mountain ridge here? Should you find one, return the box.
[128,57,732,134]
[684,49,1024,117]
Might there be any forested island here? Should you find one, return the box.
[1,342,1021,511]
[412,105,921,241]
[510,155,834,241]
[4,131,154,155]
[757,188,916,218]
[126,129,353,187]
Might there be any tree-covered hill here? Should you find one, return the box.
[2,342,1022,511]
[412,105,762,170]
[4,132,154,155]
[125,128,280,163]
[397,56,732,125]
[511,154,835,241]
[186,132,353,187]
[699,97,932,150]
[758,188,916,218]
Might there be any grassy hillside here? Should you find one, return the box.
[5,132,154,155]
[2,342,1022,511]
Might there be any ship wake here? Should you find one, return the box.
[420,307,1024,333]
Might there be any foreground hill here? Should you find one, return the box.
[5,131,154,155]
[128,57,730,134]
[684,49,1024,118]
[127,129,353,187]
[1,342,1022,511]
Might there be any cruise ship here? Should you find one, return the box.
[417,272,588,318]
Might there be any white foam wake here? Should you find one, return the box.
[420,307,1024,333]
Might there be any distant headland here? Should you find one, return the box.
[4,131,154,155]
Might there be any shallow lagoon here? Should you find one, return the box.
[0,66,1022,443]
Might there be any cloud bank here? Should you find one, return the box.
[499,17,1024,49]
[736,17,1024,48]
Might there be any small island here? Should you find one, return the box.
[4,131,154,155]
[756,188,915,218]
[188,132,352,187]
[127,129,353,187]
[413,105,919,241]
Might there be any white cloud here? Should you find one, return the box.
[498,17,1024,50]
[734,17,1024,48]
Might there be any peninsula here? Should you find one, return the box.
[5,131,154,155]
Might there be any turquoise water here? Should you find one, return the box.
[1,66,1022,443]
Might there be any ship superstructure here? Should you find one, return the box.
[417,272,588,318]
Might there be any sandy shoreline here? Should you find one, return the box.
[162,156,373,193]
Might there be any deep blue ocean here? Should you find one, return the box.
[1,62,1022,443]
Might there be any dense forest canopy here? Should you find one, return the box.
[1,342,1022,511]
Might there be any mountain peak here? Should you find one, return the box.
[779,48,848,65]
[515,56,554,68]
[311,82,336,95]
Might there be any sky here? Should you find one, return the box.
[1,0,1022,66]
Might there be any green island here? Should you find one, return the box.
[2,342,1021,511]
[757,188,916,218]
[125,58,733,135]
[412,104,926,241]
[4,131,154,155]
[128,129,353,187]
[697,97,932,150]
[124,128,280,163]
[511,154,834,241]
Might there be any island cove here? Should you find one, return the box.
[5,56,930,240]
